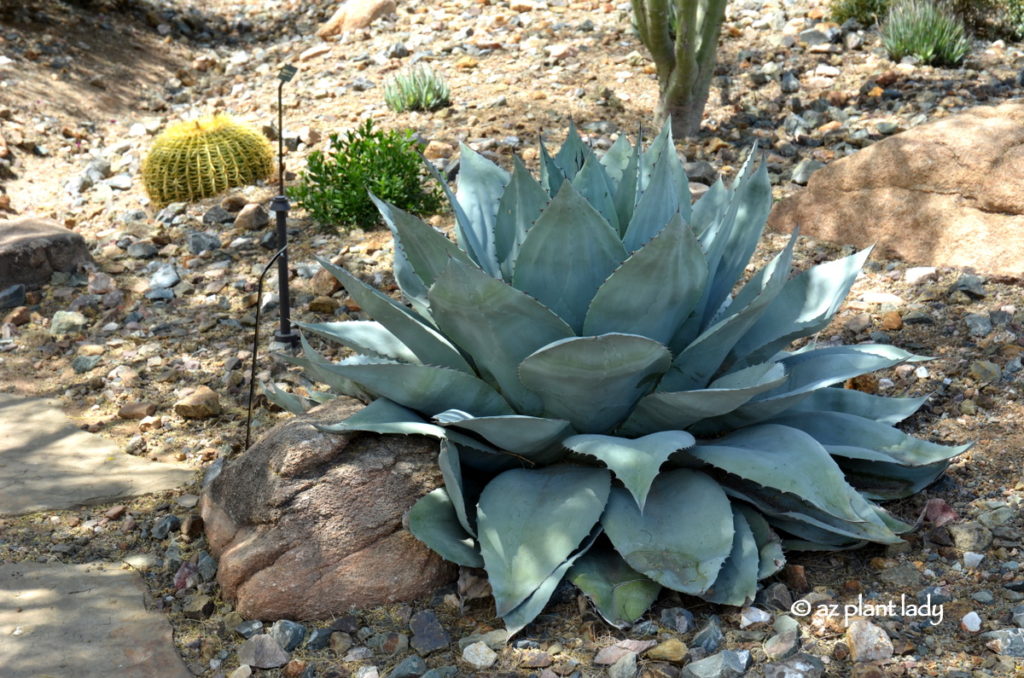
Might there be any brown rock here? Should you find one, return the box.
[234,203,270,231]
[312,268,343,296]
[316,0,397,38]
[768,101,1024,276]
[424,141,455,160]
[0,217,94,288]
[119,401,158,420]
[221,195,248,212]
[200,398,455,620]
[879,311,903,331]
[3,305,30,326]
[173,386,222,419]
[308,295,341,314]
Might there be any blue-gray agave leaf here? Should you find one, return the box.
[700,509,759,606]
[783,388,928,425]
[567,545,662,629]
[428,259,574,414]
[494,156,549,278]
[584,214,706,345]
[433,409,572,464]
[518,334,672,433]
[512,182,626,332]
[572,152,620,232]
[454,144,508,275]
[602,470,734,594]
[734,504,785,579]
[296,320,419,364]
[564,430,696,510]
[477,466,610,617]
[408,488,483,568]
[261,381,314,415]
[689,424,878,525]
[317,257,472,372]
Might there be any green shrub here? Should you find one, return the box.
[288,119,444,231]
[384,66,451,113]
[831,0,890,24]
[1002,0,1024,36]
[882,0,970,65]
[270,122,967,632]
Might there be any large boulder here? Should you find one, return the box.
[767,101,1024,276]
[201,397,455,620]
[0,217,94,287]
[316,0,397,38]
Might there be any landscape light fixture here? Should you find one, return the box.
[271,62,299,347]
[243,64,299,451]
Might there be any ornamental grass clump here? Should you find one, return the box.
[269,122,968,633]
[882,0,970,65]
[384,66,451,113]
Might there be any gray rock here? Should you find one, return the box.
[1012,604,1024,627]
[879,563,923,588]
[950,274,987,299]
[917,586,953,605]
[661,606,695,633]
[234,203,270,231]
[304,628,332,650]
[270,619,307,652]
[462,641,497,669]
[608,651,637,678]
[964,313,993,337]
[388,655,427,678]
[149,263,180,290]
[71,355,101,373]
[420,667,457,678]
[949,522,994,551]
[0,218,94,288]
[196,550,217,581]
[764,630,799,661]
[685,160,717,185]
[781,71,800,93]
[105,174,133,190]
[984,628,1024,656]
[791,159,825,186]
[156,202,188,223]
[183,593,215,619]
[0,283,26,309]
[979,506,1015,527]
[762,653,825,678]
[65,174,93,195]
[845,620,893,662]
[84,158,112,182]
[693,616,724,653]
[760,582,793,611]
[798,28,830,45]
[50,310,88,336]
[187,231,221,254]
[410,609,450,655]
[203,205,235,225]
[383,42,409,59]
[151,514,180,540]
[973,590,995,604]
[681,649,751,678]
[145,288,174,301]
[126,242,158,259]
[237,634,290,669]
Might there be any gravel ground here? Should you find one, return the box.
[2,0,1024,676]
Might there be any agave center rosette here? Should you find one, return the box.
[266,122,969,634]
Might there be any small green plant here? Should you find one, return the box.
[1002,0,1024,36]
[288,119,444,231]
[384,66,451,113]
[882,0,970,65]
[831,0,890,23]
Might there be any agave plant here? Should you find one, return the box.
[267,122,968,633]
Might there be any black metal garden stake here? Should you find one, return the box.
[272,63,299,348]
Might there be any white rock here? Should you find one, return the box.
[463,641,498,669]
[905,266,938,284]
[740,606,772,628]
[962,611,982,633]
[964,551,986,569]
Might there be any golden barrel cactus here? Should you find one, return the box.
[142,115,274,206]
